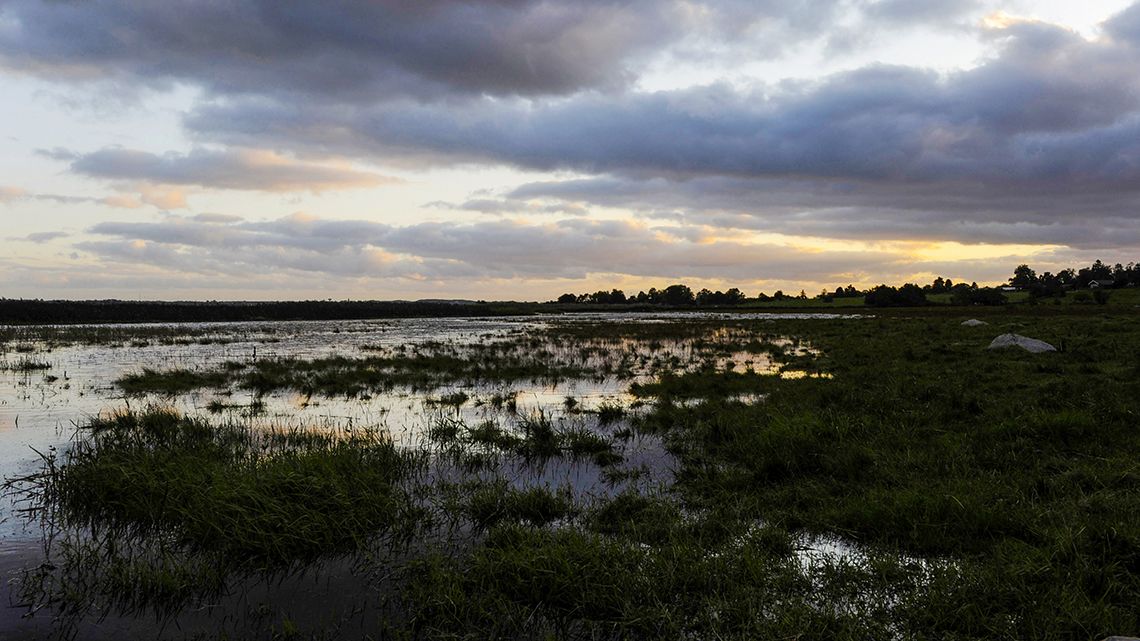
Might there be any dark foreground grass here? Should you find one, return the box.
[627,313,1140,638]
[400,311,1140,640]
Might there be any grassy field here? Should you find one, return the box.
[7,307,1140,639]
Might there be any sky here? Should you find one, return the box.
[2,0,1140,301]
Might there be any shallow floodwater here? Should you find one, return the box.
[0,312,839,489]
[0,312,851,638]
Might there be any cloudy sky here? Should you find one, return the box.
[2,0,1139,300]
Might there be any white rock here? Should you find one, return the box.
[961,319,988,327]
[987,333,1056,353]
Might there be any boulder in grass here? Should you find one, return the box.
[987,333,1056,353]
[961,319,988,327]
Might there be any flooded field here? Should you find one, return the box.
[0,312,842,639]
[2,309,1138,640]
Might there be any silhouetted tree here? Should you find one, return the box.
[661,284,695,306]
[1027,272,1065,299]
[1009,264,1038,288]
[951,283,1006,306]
[865,284,927,307]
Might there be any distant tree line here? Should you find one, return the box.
[555,280,1006,308]
[1009,260,1139,295]
[557,285,746,307]
[7,259,1135,324]
[557,259,1137,310]
[859,280,1009,307]
[0,299,529,325]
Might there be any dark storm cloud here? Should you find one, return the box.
[4,0,970,103]
[0,0,1000,103]
[68,148,396,192]
[0,0,691,99]
[183,17,1140,191]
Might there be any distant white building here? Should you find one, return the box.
[1089,280,1115,289]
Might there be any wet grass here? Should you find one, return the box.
[626,313,1140,638]
[49,409,424,567]
[436,412,625,467]
[1,356,52,371]
[117,367,231,394]
[462,481,576,531]
[111,321,811,397]
[400,312,1140,638]
[117,352,593,396]
[398,521,902,640]
[9,311,1140,639]
[0,323,256,349]
[8,408,427,621]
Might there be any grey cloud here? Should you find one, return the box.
[76,239,453,281]
[8,0,1140,263]
[19,231,69,243]
[425,198,588,217]
[69,148,396,192]
[508,175,1140,249]
[31,193,95,205]
[90,215,389,254]
[864,0,980,24]
[177,17,1140,247]
[35,147,79,161]
[1105,3,1140,45]
[0,0,997,105]
[185,20,1140,191]
[191,213,244,224]
[0,257,347,298]
[0,186,148,209]
[84,213,893,283]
